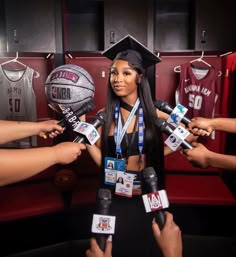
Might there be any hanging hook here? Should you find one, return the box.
[200,51,204,60]
[12,52,19,62]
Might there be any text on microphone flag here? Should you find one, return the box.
[142,190,169,213]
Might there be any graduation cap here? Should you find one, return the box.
[102,34,161,72]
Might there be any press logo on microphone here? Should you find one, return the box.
[92,214,116,234]
[142,190,169,213]
[97,217,112,231]
[73,121,100,145]
[167,103,188,127]
[164,125,190,151]
[165,133,182,151]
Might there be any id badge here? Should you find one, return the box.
[104,157,125,185]
[115,171,134,198]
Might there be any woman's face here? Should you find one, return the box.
[109,59,140,99]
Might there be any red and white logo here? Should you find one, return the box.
[142,190,169,213]
[91,214,116,234]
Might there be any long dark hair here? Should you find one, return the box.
[101,66,165,189]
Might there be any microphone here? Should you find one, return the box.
[154,99,191,126]
[142,167,169,230]
[73,111,107,144]
[155,99,209,135]
[91,188,115,251]
[155,118,193,149]
[43,99,96,138]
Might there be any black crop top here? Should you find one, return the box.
[107,131,146,158]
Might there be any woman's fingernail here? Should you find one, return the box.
[108,235,112,242]
[152,218,156,224]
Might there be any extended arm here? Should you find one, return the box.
[86,144,103,167]
[0,142,86,186]
[211,118,236,133]
[0,120,64,144]
[183,142,236,170]
[189,117,236,136]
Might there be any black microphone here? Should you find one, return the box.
[73,111,107,144]
[94,188,113,251]
[142,167,168,230]
[154,99,191,126]
[155,118,193,149]
[43,99,96,138]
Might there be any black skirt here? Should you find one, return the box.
[110,194,162,257]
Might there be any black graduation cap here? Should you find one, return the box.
[102,34,161,72]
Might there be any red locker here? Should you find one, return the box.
[155,55,224,173]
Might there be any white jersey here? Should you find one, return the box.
[0,65,37,148]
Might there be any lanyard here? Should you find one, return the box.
[138,106,144,163]
[114,99,143,160]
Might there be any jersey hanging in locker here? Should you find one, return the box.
[0,65,37,148]
[175,62,221,119]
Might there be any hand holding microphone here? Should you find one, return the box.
[43,99,96,139]
[37,119,65,139]
[152,212,183,257]
[91,188,115,252]
[187,117,212,136]
[154,99,209,136]
[154,99,191,127]
[155,118,193,150]
[142,167,169,230]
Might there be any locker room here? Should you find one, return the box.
[0,0,236,257]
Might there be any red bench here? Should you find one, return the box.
[166,173,236,206]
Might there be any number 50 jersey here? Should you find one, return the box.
[0,65,37,148]
[175,62,221,119]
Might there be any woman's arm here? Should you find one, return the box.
[0,142,86,186]
[86,144,103,167]
[183,142,236,170]
[189,117,236,135]
[208,118,236,133]
[0,120,64,144]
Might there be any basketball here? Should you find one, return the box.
[45,64,95,111]
[54,169,78,191]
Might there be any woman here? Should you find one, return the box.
[86,35,170,257]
